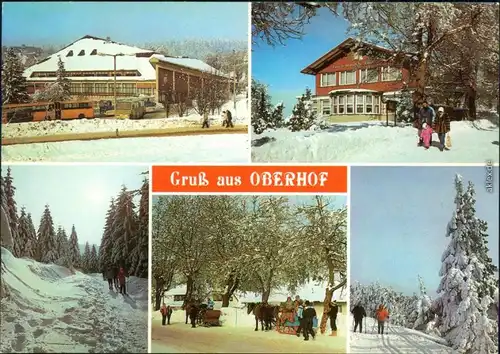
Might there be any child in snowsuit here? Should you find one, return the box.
[295,300,305,337]
[117,267,127,295]
[420,122,433,149]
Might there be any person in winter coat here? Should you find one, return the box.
[117,267,128,295]
[201,110,210,129]
[328,300,339,336]
[420,122,433,150]
[160,303,173,325]
[432,107,451,152]
[302,301,317,341]
[376,304,390,335]
[416,100,435,146]
[224,110,234,128]
[112,267,119,290]
[206,298,215,310]
[351,303,366,333]
[295,300,305,337]
[105,267,114,290]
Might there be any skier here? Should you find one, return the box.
[351,303,366,333]
[416,100,435,146]
[302,300,317,341]
[433,107,451,152]
[105,267,114,291]
[117,267,128,295]
[328,300,339,336]
[420,122,433,150]
[295,300,305,337]
[375,304,389,335]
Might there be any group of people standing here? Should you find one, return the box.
[351,303,390,335]
[414,100,451,151]
[201,109,234,128]
[102,266,128,295]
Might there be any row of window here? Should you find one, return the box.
[68,83,154,96]
[320,67,402,87]
[66,49,98,57]
[319,94,382,115]
[31,70,142,78]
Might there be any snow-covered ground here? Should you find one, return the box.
[252,119,499,163]
[349,316,451,353]
[1,134,249,162]
[2,95,249,139]
[151,306,346,353]
[0,248,148,353]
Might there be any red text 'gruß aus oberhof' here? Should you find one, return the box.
[151,165,348,193]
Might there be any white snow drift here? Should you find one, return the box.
[0,248,148,353]
[349,316,452,353]
[252,119,499,163]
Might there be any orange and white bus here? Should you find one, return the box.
[2,100,95,124]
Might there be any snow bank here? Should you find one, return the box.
[1,95,249,139]
[1,133,249,162]
[0,248,148,353]
[349,316,451,353]
[252,120,499,163]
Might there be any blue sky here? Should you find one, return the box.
[1,165,146,245]
[252,7,349,116]
[350,166,499,297]
[1,2,248,46]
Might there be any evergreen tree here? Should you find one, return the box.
[99,198,116,272]
[111,186,138,270]
[4,167,21,257]
[89,245,98,273]
[36,205,58,264]
[26,213,38,260]
[287,88,319,132]
[82,242,91,273]
[17,207,36,259]
[251,79,285,134]
[412,275,434,330]
[32,56,71,102]
[132,177,149,278]
[436,174,496,353]
[68,225,81,269]
[1,48,30,104]
[55,226,71,268]
[55,56,71,99]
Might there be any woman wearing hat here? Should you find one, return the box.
[433,107,451,151]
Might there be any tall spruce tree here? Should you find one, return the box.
[1,48,30,104]
[26,213,38,260]
[4,167,21,257]
[82,242,91,273]
[111,186,138,270]
[287,88,318,132]
[68,225,81,269]
[37,205,58,264]
[132,177,149,278]
[17,207,37,259]
[89,245,98,273]
[99,198,116,272]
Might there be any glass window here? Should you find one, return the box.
[366,95,373,113]
[381,67,402,81]
[320,73,336,87]
[360,68,379,83]
[66,50,73,57]
[347,95,354,114]
[340,71,356,85]
[338,96,345,114]
[332,96,338,114]
[356,95,364,114]
[78,50,85,56]
[374,96,380,114]
[83,83,93,94]
[122,83,135,95]
[321,99,331,116]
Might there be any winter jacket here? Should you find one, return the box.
[433,112,451,134]
[105,268,114,279]
[160,305,167,316]
[419,106,435,125]
[303,306,317,320]
[328,303,339,319]
[351,305,367,320]
[297,305,304,319]
[420,126,433,148]
[207,299,215,310]
[117,268,127,285]
[376,307,389,322]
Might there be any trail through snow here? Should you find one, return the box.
[0,248,148,353]
[349,317,452,353]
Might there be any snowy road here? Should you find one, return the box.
[349,317,452,353]
[252,119,499,163]
[151,314,346,353]
[0,248,148,353]
[1,133,250,162]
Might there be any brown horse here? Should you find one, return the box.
[184,301,202,328]
[247,302,279,331]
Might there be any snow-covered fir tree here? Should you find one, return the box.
[4,167,21,257]
[68,225,81,269]
[251,79,285,134]
[82,242,91,273]
[26,213,38,260]
[111,186,138,270]
[32,56,71,102]
[287,88,321,132]
[55,226,71,268]
[89,245,99,274]
[17,207,37,259]
[395,89,414,123]
[436,174,497,353]
[36,205,58,264]
[131,177,149,278]
[99,198,116,272]
[1,48,30,104]
[412,275,435,331]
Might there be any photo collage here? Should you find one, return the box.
[1,2,498,353]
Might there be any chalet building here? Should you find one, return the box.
[23,35,229,103]
[301,38,416,123]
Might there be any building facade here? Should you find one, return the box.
[301,38,416,123]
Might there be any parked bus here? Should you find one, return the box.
[114,98,146,119]
[2,100,95,124]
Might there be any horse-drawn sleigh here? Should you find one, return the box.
[184,302,222,328]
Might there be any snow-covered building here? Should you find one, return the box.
[23,35,230,102]
[301,37,417,123]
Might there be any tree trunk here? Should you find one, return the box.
[262,288,271,303]
[222,272,239,308]
[184,275,194,306]
[320,287,334,334]
[154,276,165,311]
[465,88,477,120]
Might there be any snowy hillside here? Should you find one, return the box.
[0,248,148,353]
[350,316,452,353]
[252,119,499,163]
